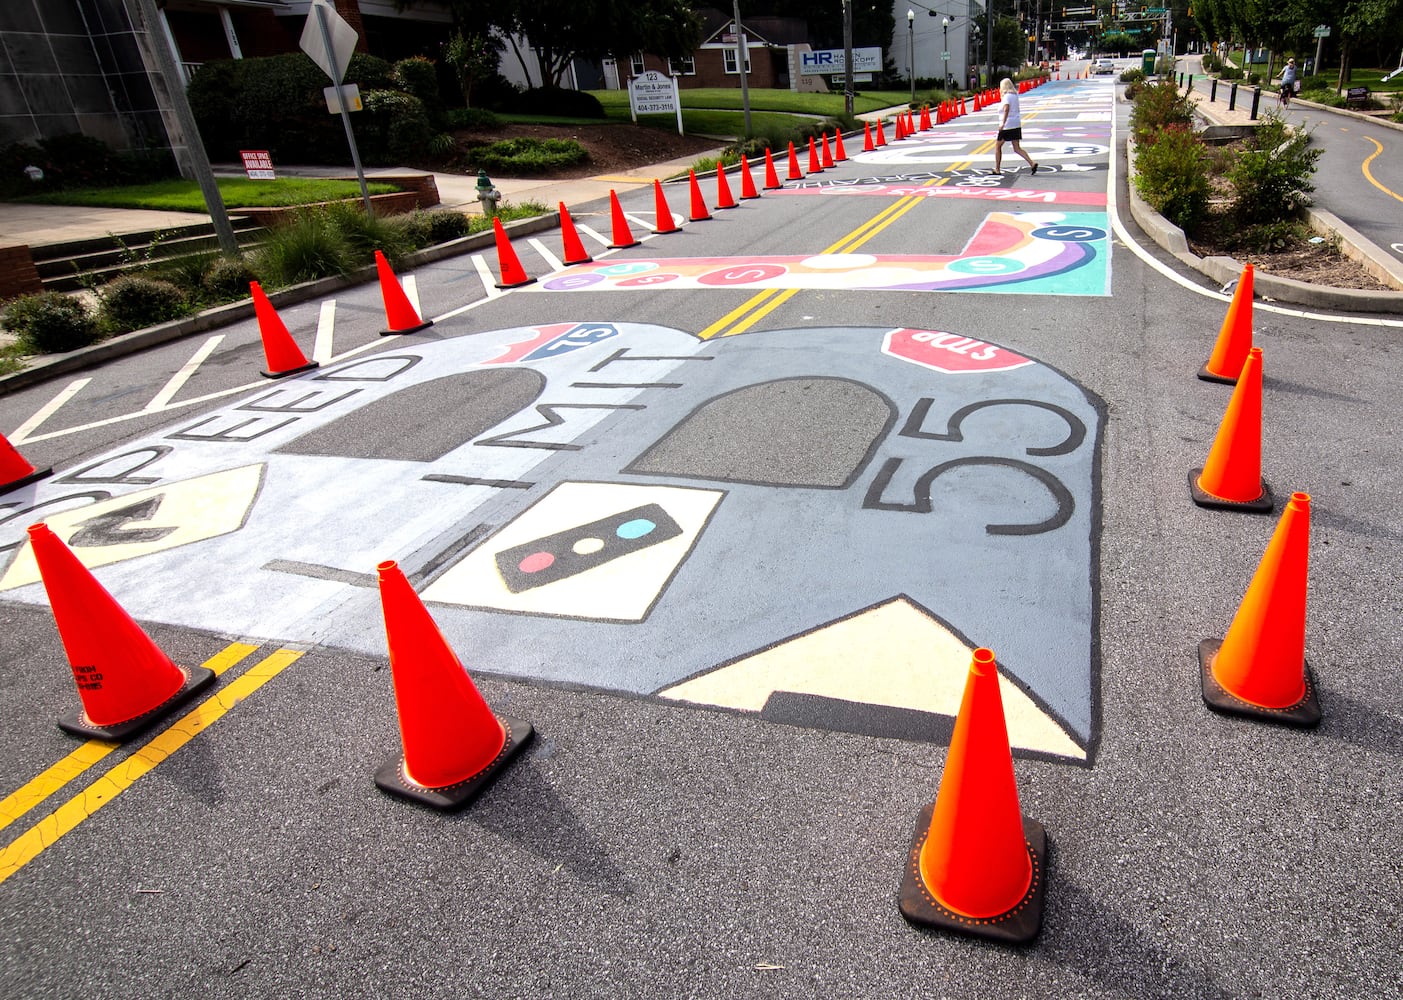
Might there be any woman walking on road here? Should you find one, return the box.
[993,78,1038,175]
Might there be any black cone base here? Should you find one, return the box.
[899,804,1047,944]
[379,319,434,337]
[1197,363,1239,385]
[494,276,537,290]
[1190,470,1275,513]
[2,466,53,493]
[607,239,640,250]
[375,716,534,810]
[58,664,216,742]
[261,360,319,380]
[1198,639,1322,728]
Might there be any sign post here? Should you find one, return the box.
[1312,25,1330,82]
[300,0,372,214]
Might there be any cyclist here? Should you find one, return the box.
[1279,58,1297,107]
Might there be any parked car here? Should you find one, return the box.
[1093,58,1116,75]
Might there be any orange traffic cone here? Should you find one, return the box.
[862,121,874,151]
[1200,264,1255,384]
[899,648,1046,943]
[920,105,931,130]
[715,163,737,209]
[875,118,888,146]
[1191,347,1274,513]
[607,189,639,248]
[491,217,535,289]
[28,522,215,740]
[821,133,835,169]
[1199,492,1320,727]
[651,180,679,234]
[763,148,782,189]
[558,203,593,264]
[1,432,51,493]
[807,136,822,173]
[373,559,533,809]
[375,251,432,336]
[687,170,712,221]
[834,130,848,161]
[786,141,804,180]
[739,154,760,199]
[251,281,318,379]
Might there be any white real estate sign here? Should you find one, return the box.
[628,70,683,134]
[799,47,883,76]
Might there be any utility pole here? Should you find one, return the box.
[135,0,238,255]
[843,0,855,115]
[732,0,752,138]
[988,0,995,87]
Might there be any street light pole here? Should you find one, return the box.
[943,16,950,88]
[908,9,916,102]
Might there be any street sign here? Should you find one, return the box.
[324,83,362,113]
[628,70,683,134]
[298,0,356,84]
[799,47,883,75]
[1313,25,1331,37]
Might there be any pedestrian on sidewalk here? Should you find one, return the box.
[993,78,1038,175]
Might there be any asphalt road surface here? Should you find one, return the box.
[2,78,1402,999]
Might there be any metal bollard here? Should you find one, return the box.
[1229,82,1238,111]
[1250,87,1261,119]
[1211,78,1218,102]
[1186,73,1194,94]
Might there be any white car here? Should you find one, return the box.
[1093,58,1116,75]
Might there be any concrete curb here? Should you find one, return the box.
[1124,137,1403,313]
[0,212,561,397]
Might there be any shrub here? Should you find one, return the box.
[1133,126,1210,231]
[1201,53,1221,73]
[511,87,606,119]
[203,255,259,300]
[1,292,100,354]
[0,134,175,197]
[468,137,587,174]
[155,250,216,292]
[1228,112,1320,224]
[447,107,502,130]
[423,210,472,243]
[320,201,414,264]
[394,56,445,128]
[428,133,457,157]
[1130,79,1196,143]
[99,276,189,333]
[358,89,433,165]
[1120,68,1145,83]
[253,209,354,286]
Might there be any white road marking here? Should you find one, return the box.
[402,274,421,316]
[312,300,336,365]
[8,378,91,443]
[528,238,564,273]
[471,254,504,298]
[577,225,612,247]
[144,336,223,411]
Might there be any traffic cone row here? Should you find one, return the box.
[1189,265,1321,727]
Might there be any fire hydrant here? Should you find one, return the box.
[475,169,500,217]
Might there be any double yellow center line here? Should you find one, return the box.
[0,642,302,886]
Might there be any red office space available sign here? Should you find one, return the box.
[882,328,1034,375]
[240,150,275,180]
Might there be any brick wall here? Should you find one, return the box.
[0,246,43,301]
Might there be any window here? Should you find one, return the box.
[723,48,752,74]
[668,56,696,75]
[630,54,645,76]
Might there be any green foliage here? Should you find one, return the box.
[464,201,550,235]
[358,90,434,165]
[423,210,473,243]
[444,32,503,108]
[1227,113,1320,224]
[1,292,100,354]
[252,209,355,285]
[512,88,606,119]
[1229,219,1309,254]
[99,276,189,334]
[154,250,217,291]
[1133,126,1210,231]
[447,107,503,130]
[1130,79,1196,143]
[467,137,588,174]
[394,57,445,128]
[1201,53,1221,73]
[0,134,174,197]
[320,202,414,264]
[428,133,457,157]
[21,178,398,212]
[203,256,259,300]
[1121,68,1146,83]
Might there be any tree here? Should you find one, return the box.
[454,0,703,88]
[444,32,501,107]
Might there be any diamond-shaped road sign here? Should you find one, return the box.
[299,0,358,84]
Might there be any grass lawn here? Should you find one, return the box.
[1226,51,1402,92]
[19,177,401,212]
[633,108,822,138]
